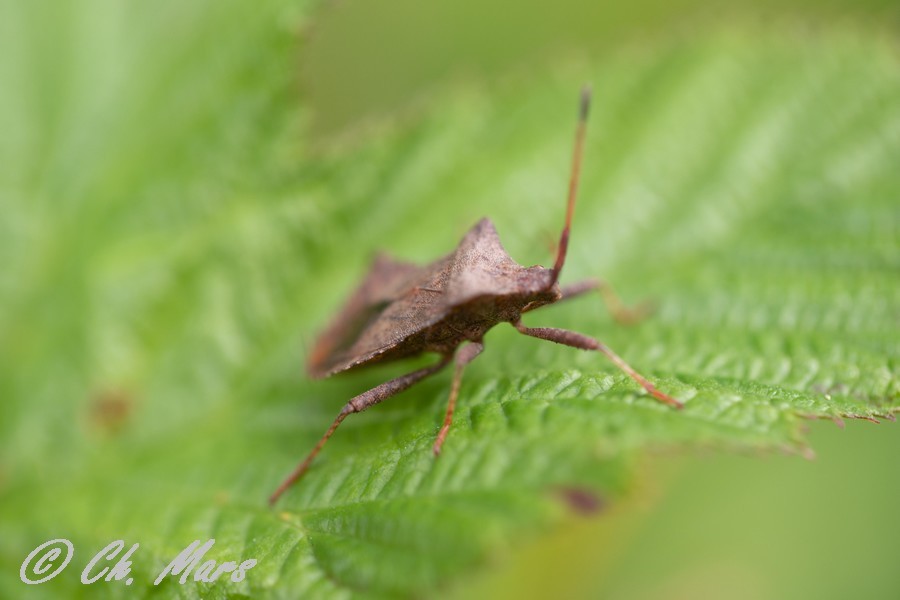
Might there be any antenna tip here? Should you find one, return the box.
[579,85,592,121]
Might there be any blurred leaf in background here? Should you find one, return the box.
[0,0,898,599]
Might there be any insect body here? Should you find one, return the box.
[269,88,681,505]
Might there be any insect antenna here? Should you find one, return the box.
[549,85,591,288]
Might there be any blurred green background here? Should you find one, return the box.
[303,0,900,138]
[1,0,898,598]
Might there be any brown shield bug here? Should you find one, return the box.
[269,87,682,505]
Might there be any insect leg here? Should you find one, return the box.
[269,357,451,505]
[556,278,655,325]
[433,341,484,456]
[512,320,682,408]
[557,279,600,302]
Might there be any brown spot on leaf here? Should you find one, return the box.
[555,486,606,516]
[89,389,133,435]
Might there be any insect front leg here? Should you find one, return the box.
[433,341,484,456]
[269,356,451,505]
[512,320,682,408]
[556,278,655,325]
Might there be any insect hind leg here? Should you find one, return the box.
[269,356,451,505]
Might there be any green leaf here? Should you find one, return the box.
[1,5,898,598]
